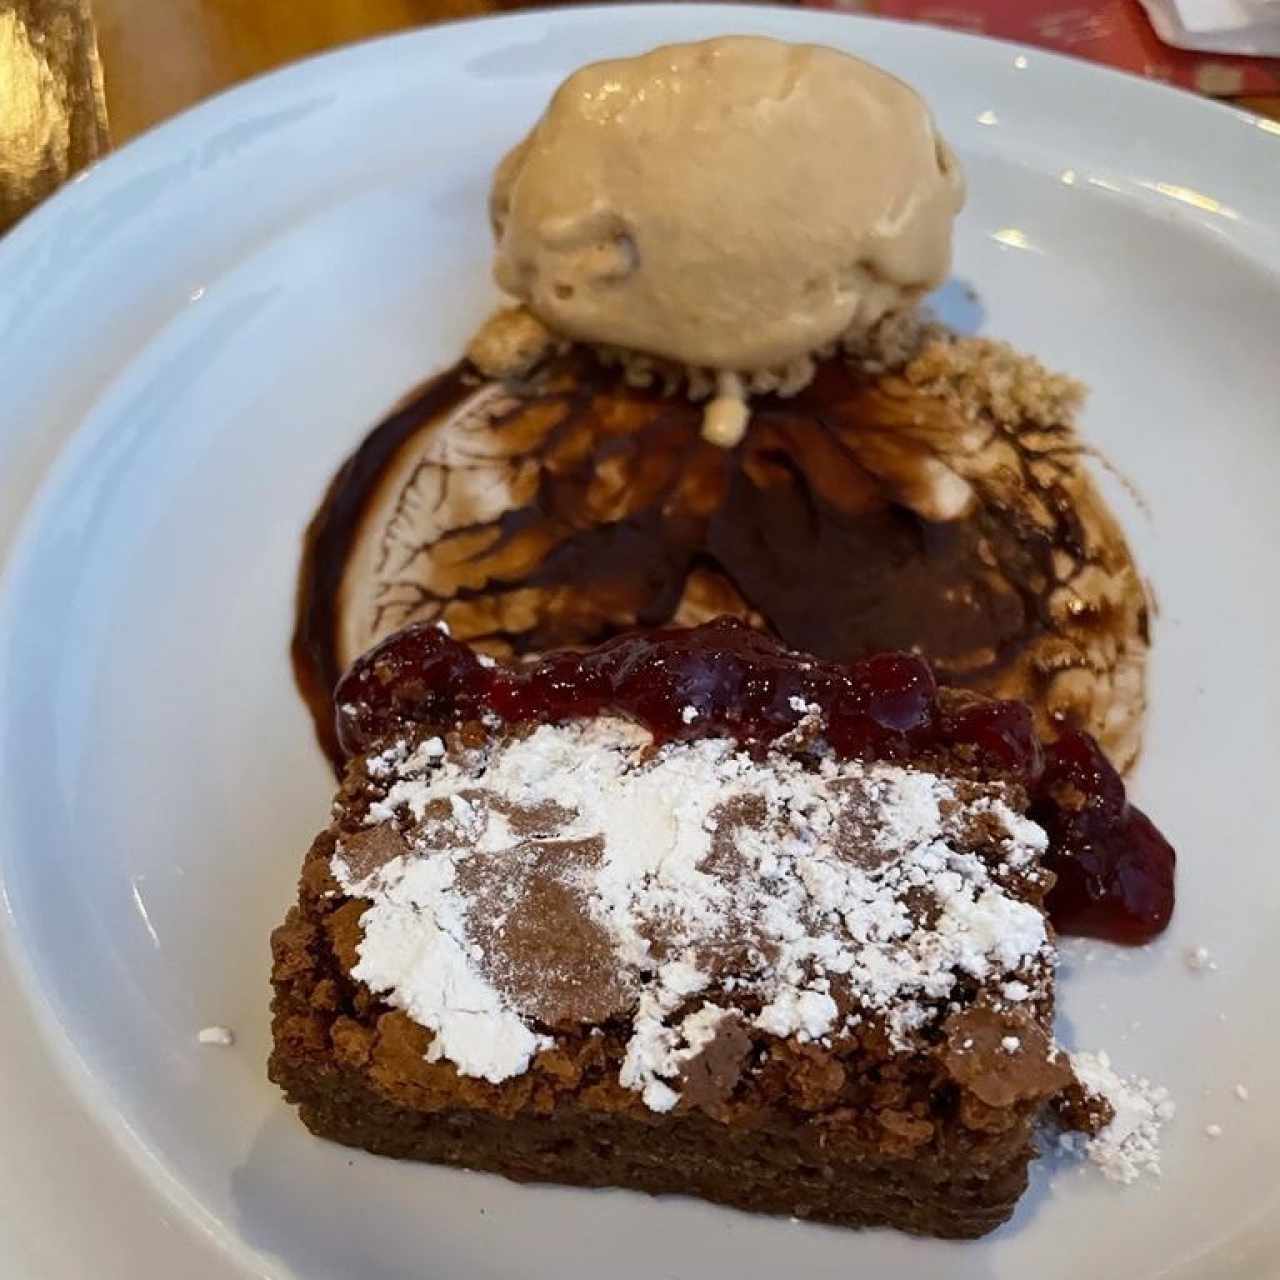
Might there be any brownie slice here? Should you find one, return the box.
[272,625,1072,1238]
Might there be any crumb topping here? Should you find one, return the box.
[898,335,1085,429]
[465,304,1081,448]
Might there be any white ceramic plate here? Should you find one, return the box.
[2,7,1279,1277]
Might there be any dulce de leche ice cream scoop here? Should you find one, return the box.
[485,37,964,444]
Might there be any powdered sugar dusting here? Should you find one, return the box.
[334,847,552,1083]
[335,716,1052,1108]
[1060,1050,1175,1183]
[619,970,737,1112]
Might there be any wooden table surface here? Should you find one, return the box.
[91,0,1280,140]
[93,0,506,143]
[2,0,1277,232]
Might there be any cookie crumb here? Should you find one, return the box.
[1234,1084,1249,1102]
[898,335,1084,428]
[1206,1123,1223,1139]
[198,1026,235,1047]
[467,306,560,380]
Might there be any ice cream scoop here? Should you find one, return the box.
[489,35,965,439]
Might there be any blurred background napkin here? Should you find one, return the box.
[823,1,1280,95]
[1139,0,1280,51]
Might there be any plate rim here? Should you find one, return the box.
[1,7,1278,1277]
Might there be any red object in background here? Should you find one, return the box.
[807,0,1280,95]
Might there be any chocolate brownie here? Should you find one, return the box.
[269,621,1104,1238]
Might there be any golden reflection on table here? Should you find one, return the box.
[0,0,108,231]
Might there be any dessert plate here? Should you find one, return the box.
[1,7,1279,1277]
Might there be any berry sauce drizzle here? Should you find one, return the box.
[336,618,1174,944]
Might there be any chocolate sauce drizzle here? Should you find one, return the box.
[295,349,1148,770]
